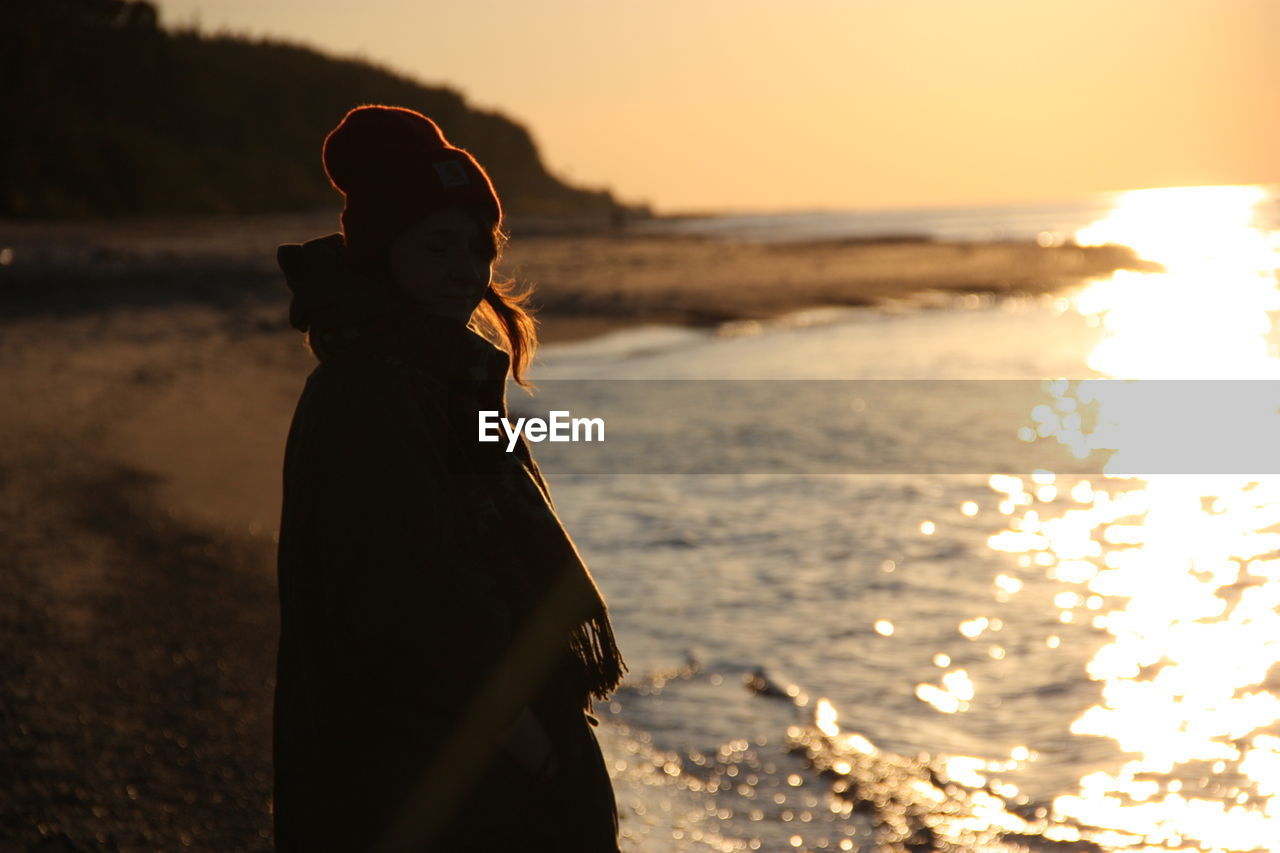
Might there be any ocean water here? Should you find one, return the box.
[627,185,1280,248]
[527,186,1280,852]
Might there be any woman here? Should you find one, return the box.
[273,105,627,853]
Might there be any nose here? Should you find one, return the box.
[469,254,491,280]
[446,250,491,291]
[461,256,490,288]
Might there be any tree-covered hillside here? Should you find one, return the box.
[3,0,644,219]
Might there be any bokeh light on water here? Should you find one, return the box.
[545,184,1280,852]
[996,185,1280,850]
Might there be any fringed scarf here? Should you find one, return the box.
[364,307,628,709]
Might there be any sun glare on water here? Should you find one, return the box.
[995,185,1280,850]
[1073,185,1280,380]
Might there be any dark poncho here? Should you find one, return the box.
[272,233,625,853]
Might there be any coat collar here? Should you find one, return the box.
[458,323,512,385]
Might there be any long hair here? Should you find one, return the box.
[469,221,540,392]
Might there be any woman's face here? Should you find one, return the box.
[388,208,497,324]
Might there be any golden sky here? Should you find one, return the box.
[158,0,1280,214]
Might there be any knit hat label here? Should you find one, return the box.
[433,160,470,188]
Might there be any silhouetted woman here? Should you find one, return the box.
[273,105,627,853]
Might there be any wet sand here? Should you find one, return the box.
[0,210,1154,343]
[508,232,1152,342]
[0,213,1150,849]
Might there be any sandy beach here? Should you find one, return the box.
[0,212,1151,850]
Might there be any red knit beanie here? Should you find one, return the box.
[321,105,503,277]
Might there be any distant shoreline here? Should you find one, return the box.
[0,211,1158,345]
[504,231,1157,344]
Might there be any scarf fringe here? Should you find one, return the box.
[569,612,628,708]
